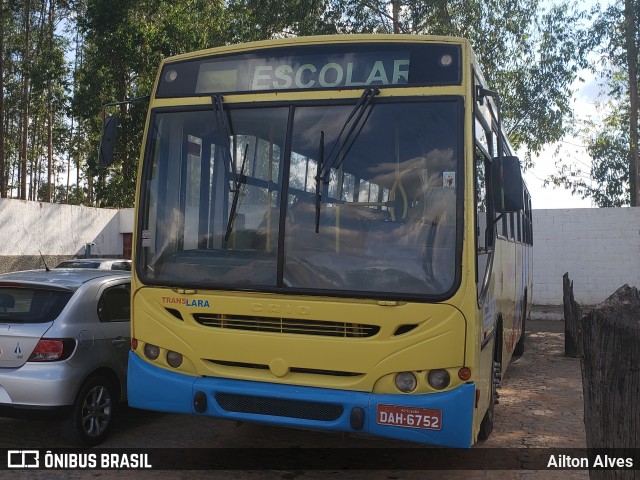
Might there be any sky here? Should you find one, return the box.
[521,63,607,210]
[521,72,599,210]
[524,0,611,210]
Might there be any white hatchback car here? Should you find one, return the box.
[0,268,130,445]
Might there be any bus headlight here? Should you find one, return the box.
[427,369,450,390]
[144,343,160,360]
[394,372,417,393]
[167,350,183,368]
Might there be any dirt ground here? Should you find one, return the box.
[1,319,589,479]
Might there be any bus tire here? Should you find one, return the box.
[513,295,527,357]
[478,335,501,442]
[513,317,526,356]
[478,361,500,442]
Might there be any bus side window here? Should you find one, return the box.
[475,146,493,290]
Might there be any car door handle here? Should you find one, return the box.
[112,337,128,346]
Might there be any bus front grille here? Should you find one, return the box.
[207,359,364,377]
[193,313,379,338]
[215,393,344,421]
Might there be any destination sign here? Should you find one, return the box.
[156,42,462,97]
[196,52,410,92]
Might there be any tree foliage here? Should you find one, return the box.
[548,0,639,207]
[0,0,604,207]
[328,0,591,165]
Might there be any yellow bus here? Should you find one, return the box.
[105,34,533,448]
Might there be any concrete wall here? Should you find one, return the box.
[532,207,640,307]
[0,198,133,273]
[2,198,639,307]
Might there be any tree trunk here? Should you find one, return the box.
[0,0,5,198]
[28,111,40,201]
[580,285,640,479]
[625,0,639,206]
[46,0,55,202]
[20,0,31,200]
[392,0,399,34]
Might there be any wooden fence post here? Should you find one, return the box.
[580,285,640,479]
[562,272,581,358]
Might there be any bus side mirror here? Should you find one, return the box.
[492,156,524,213]
[98,115,119,167]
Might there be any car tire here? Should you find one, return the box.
[63,375,116,446]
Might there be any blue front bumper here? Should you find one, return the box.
[128,352,475,448]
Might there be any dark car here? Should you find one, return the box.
[55,258,132,271]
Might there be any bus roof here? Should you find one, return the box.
[161,34,470,65]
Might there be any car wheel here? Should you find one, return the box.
[64,375,116,446]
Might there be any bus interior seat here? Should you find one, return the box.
[362,186,455,287]
[423,187,456,288]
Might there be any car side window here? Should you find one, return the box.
[97,283,131,323]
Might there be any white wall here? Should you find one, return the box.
[0,199,132,257]
[2,198,638,307]
[532,207,640,306]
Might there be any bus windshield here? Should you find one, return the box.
[139,98,461,298]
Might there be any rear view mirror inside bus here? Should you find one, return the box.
[491,156,524,213]
[99,115,118,167]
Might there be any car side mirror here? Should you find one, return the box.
[492,155,524,213]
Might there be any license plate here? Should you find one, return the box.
[376,404,442,430]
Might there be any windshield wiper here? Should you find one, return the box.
[224,143,249,246]
[314,87,379,232]
[212,94,248,246]
[315,131,324,233]
[322,87,379,175]
[212,95,236,194]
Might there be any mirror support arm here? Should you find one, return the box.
[101,95,150,126]
[98,96,150,168]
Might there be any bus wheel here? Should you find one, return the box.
[513,296,527,357]
[513,315,526,357]
[478,358,501,441]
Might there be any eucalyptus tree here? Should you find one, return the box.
[327,0,591,165]
[72,0,591,205]
[548,0,639,207]
[226,0,336,41]
[0,0,71,201]
[0,0,5,198]
[73,0,230,207]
